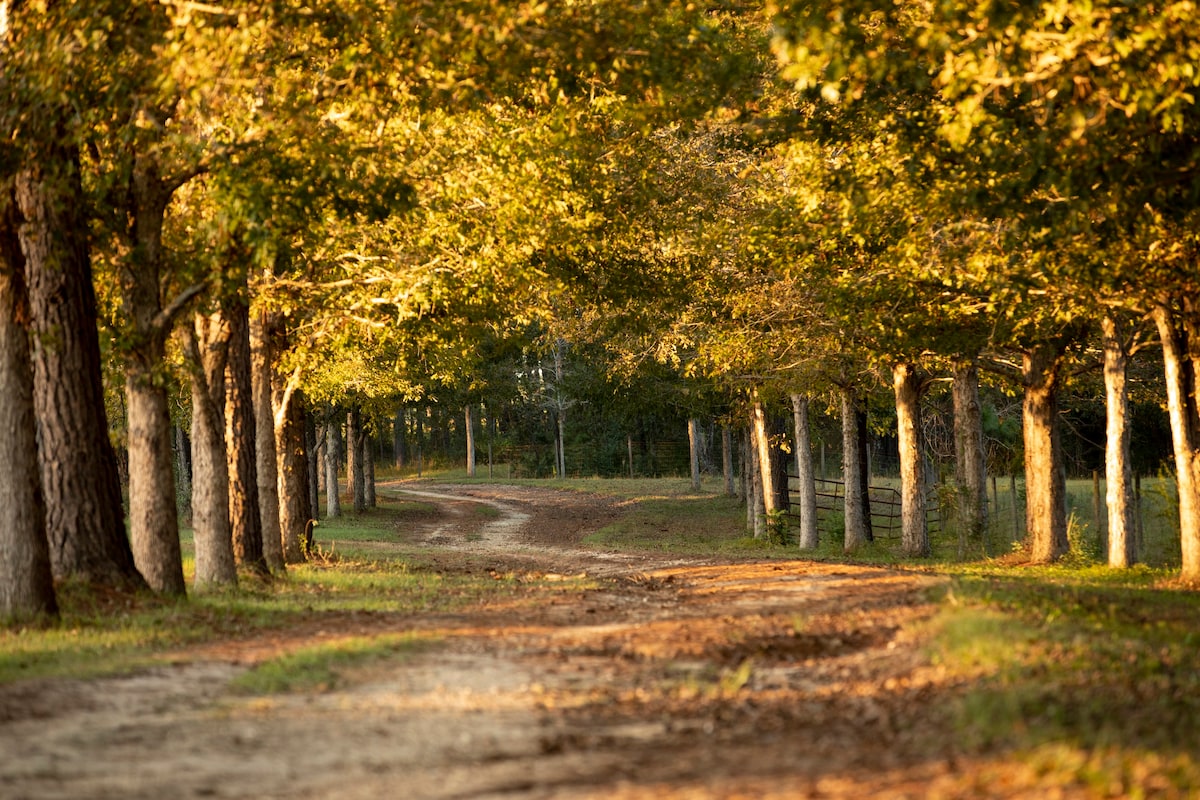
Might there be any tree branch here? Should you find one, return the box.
[153,282,207,336]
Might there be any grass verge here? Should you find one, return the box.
[927,565,1200,794]
[231,632,432,694]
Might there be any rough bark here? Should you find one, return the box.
[276,390,310,563]
[1022,345,1069,564]
[1153,301,1200,579]
[249,312,284,571]
[791,394,819,550]
[840,387,870,552]
[120,154,193,596]
[325,416,342,519]
[127,365,186,595]
[1102,316,1137,568]
[224,298,266,575]
[893,363,930,558]
[688,418,702,491]
[952,361,988,543]
[184,314,237,589]
[15,152,142,590]
[0,181,57,620]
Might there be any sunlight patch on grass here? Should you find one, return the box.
[926,567,1200,793]
[231,633,432,695]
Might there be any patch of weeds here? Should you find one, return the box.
[232,633,433,695]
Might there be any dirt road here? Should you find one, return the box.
[0,482,989,800]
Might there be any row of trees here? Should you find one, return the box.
[5,2,1200,621]
[0,1,752,621]
[557,2,1200,577]
[748,1,1200,576]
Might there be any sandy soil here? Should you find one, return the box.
[0,481,1022,800]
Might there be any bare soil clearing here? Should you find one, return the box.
[0,481,1041,799]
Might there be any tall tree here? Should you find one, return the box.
[181,312,237,589]
[250,310,284,570]
[324,411,343,520]
[225,296,267,575]
[893,361,930,557]
[347,405,366,513]
[15,146,144,590]
[1021,342,1070,564]
[0,177,57,621]
[1102,315,1138,568]
[790,394,819,550]
[952,361,988,548]
[840,386,871,551]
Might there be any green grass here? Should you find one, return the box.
[231,632,432,694]
[583,494,757,554]
[0,495,542,685]
[926,565,1200,792]
[395,467,732,500]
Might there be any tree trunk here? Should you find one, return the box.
[305,412,320,522]
[0,182,57,620]
[1102,315,1137,568]
[1023,344,1069,563]
[894,363,930,557]
[325,416,342,519]
[276,389,310,563]
[249,311,284,572]
[746,427,765,538]
[952,360,988,543]
[348,402,360,510]
[127,364,186,595]
[15,153,142,590]
[120,153,194,595]
[767,412,791,518]
[1153,301,1200,579]
[466,405,477,478]
[855,397,873,542]
[174,424,192,523]
[224,298,266,575]
[688,418,702,491]
[841,387,869,551]
[348,405,366,512]
[751,395,777,520]
[791,394,819,550]
[556,412,567,479]
[554,340,567,479]
[184,314,237,589]
[366,437,377,507]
